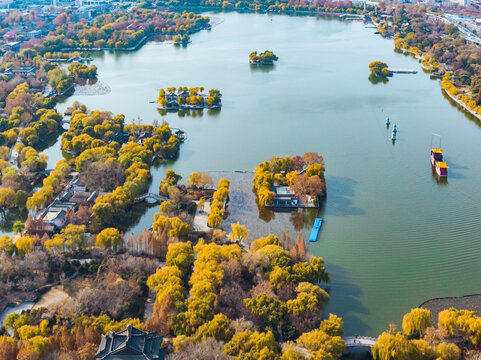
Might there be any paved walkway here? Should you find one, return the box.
[192,200,211,232]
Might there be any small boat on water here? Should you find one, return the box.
[309,218,323,242]
[430,133,448,178]
[385,117,390,126]
[430,148,448,177]
[434,161,449,177]
[392,124,397,133]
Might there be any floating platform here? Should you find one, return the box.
[388,69,418,74]
[309,218,323,242]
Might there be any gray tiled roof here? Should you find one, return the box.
[95,325,166,360]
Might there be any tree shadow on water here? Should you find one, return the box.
[325,176,365,216]
[368,74,389,85]
[323,262,371,336]
[289,208,319,231]
[0,208,28,233]
[250,64,276,73]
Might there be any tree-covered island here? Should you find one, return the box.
[156,87,222,110]
[249,50,279,65]
[369,61,393,78]
[253,153,326,208]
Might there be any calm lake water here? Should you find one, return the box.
[44,11,481,336]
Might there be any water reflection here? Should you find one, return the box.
[173,43,189,48]
[290,208,319,231]
[257,202,276,222]
[120,202,158,233]
[430,167,448,185]
[0,208,28,233]
[156,108,218,118]
[250,64,275,73]
[368,74,389,85]
[178,109,204,118]
[207,108,222,116]
[441,90,481,128]
[35,128,66,153]
[324,177,364,217]
[75,78,98,86]
[325,263,371,336]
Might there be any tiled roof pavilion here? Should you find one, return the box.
[95,324,167,360]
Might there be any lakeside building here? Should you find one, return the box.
[38,177,101,232]
[266,185,320,209]
[27,29,43,39]
[0,66,37,78]
[2,66,37,77]
[2,41,21,52]
[95,324,167,360]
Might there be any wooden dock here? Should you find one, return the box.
[389,69,418,74]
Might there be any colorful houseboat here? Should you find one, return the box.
[434,161,449,177]
[430,148,448,177]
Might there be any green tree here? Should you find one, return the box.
[369,61,392,78]
[402,308,432,337]
[0,235,15,255]
[163,169,182,186]
[62,224,88,251]
[445,24,459,36]
[297,328,344,360]
[13,221,24,235]
[281,344,307,360]
[224,330,280,360]
[244,294,288,332]
[194,313,233,342]
[166,241,194,275]
[15,190,28,208]
[95,227,121,250]
[228,222,249,243]
[372,331,418,360]
[320,314,343,337]
[436,342,461,360]
[0,187,16,210]
[15,236,35,257]
[153,215,191,237]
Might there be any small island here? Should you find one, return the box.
[173,34,191,45]
[253,152,326,209]
[369,61,393,78]
[249,50,279,65]
[156,87,222,110]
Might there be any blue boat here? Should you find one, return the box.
[309,218,323,242]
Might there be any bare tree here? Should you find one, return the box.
[167,338,232,360]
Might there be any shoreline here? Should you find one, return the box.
[394,45,481,121]
[442,87,481,122]
[419,294,481,325]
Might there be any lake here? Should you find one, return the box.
[43,11,481,336]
